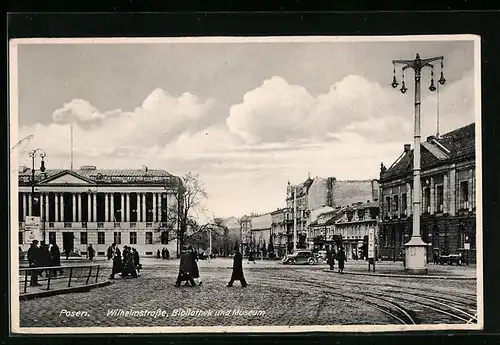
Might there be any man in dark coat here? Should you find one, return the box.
[326,246,335,270]
[40,242,52,277]
[228,246,247,287]
[50,243,63,276]
[121,246,138,278]
[108,243,122,279]
[27,240,42,286]
[157,249,161,259]
[175,247,196,287]
[186,245,201,286]
[87,244,95,261]
[132,247,141,276]
[161,248,166,259]
[337,247,346,274]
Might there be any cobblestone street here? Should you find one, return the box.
[19,258,478,328]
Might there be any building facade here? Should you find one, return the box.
[378,124,476,262]
[250,213,273,253]
[270,209,288,257]
[333,201,379,260]
[18,166,182,257]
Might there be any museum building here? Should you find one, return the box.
[17,165,183,257]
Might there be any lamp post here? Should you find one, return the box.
[28,149,46,243]
[392,53,446,274]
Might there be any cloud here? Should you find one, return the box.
[226,72,475,145]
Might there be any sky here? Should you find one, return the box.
[12,37,477,220]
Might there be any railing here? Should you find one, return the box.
[19,264,102,294]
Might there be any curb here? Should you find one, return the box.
[20,280,112,301]
[323,270,476,280]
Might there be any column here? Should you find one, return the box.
[72,194,77,222]
[126,193,130,222]
[60,194,65,222]
[468,168,473,211]
[121,193,125,222]
[39,193,44,217]
[136,193,141,222]
[28,193,32,216]
[152,193,157,222]
[449,168,456,215]
[22,193,27,221]
[93,194,97,222]
[78,193,82,222]
[87,194,92,222]
[142,193,146,223]
[430,177,435,214]
[55,193,59,222]
[45,194,49,221]
[443,173,449,214]
[406,183,412,216]
[105,193,109,222]
[110,193,115,222]
[158,193,163,222]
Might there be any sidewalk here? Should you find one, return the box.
[323,260,477,279]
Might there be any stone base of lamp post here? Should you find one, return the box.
[404,236,429,274]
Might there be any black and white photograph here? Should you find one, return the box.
[9,35,482,333]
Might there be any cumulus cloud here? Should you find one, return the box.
[226,72,475,145]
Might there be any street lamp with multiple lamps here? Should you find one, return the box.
[391,53,446,274]
[28,149,47,243]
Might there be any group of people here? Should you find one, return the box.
[26,239,63,286]
[157,247,170,260]
[175,245,247,288]
[107,243,141,279]
[326,246,347,274]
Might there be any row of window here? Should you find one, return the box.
[19,231,160,245]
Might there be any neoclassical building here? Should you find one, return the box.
[18,166,183,256]
[378,123,476,262]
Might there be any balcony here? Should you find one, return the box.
[64,222,72,228]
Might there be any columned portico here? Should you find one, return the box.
[142,193,146,223]
[59,193,64,222]
[153,193,157,222]
[78,193,82,222]
[126,193,130,222]
[121,193,125,222]
[136,193,141,222]
[105,193,109,222]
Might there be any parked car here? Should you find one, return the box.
[282,251,317,265]
[438,253,464,265]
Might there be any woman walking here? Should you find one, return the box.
[337,247,346,274]
[326,246,335,270]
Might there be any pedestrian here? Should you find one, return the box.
[40,242,51,277]
[248,250,256,264]
[121,246,137,278]
[326,246,335,270]
[27,240,42,286]
[87,244,95,261]
[174,246,196,287]
[337,247,346,274]
[165,248,170,259]
[108,243,122,279]
[186,245,202,286]
[157,249,161,259]
[228,246,248,287]
[161,248,166,260]
[49,242,63,277]
[132,247,141,276]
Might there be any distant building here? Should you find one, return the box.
[286,175,379,250]
[378,124,476,262]
[270,209,288,257]
[239,215,252,250]
[250,213,273,253]
[18,166,182,257]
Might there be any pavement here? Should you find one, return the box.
[18,257,479,328]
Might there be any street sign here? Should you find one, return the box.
[24,216,42,243]
[368,228,375,259]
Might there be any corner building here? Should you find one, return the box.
[378,124,476,262]
[18,166,182,257]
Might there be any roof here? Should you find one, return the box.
[18,167,179,185]
[381,123,475,181]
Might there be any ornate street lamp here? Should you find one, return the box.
[28,149,47,243]
[391,53,446,274]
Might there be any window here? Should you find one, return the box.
[130,232,137,245]
[49,232,56,245]
[424,188,431,213]
[145,232,153,244]
[460,181,469,209]
[19,231,23,245]
[114,232,121,245]
[98,232,105,245]
[386,197,391,212]
[401,193,407,214]
[436,185,444,212]
[80,232,88,245]
[394,195,399,212]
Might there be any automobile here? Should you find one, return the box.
[315,250,327,264]
[438,253,464,265]
[282,251,318,265]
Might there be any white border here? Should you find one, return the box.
[9,35,483,334]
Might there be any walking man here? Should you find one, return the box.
[326,246,335,270]
[228,246,248,287]
[50,242,63,276]
[337,247,347,274]
[87,244,95,261]
[175,246,196,287]
[108,243,122,279]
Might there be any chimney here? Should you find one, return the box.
[404,144,411,152]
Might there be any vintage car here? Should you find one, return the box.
[282,250,318,265]
[438,253,465,265]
